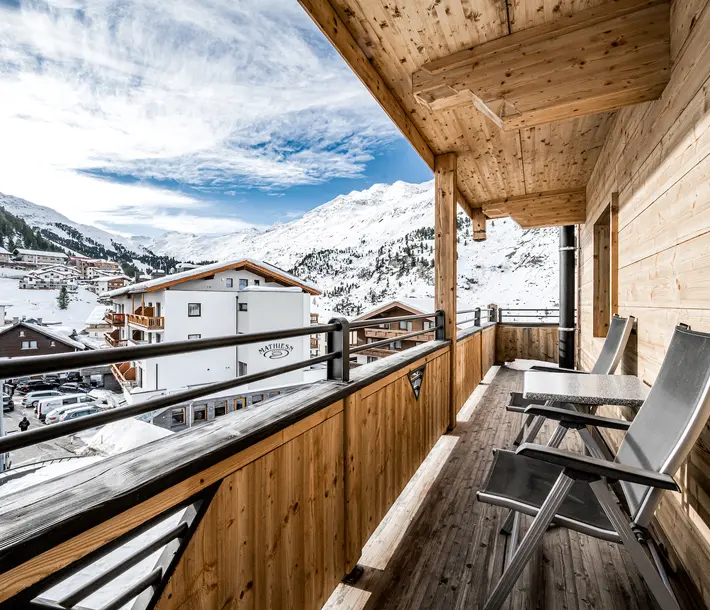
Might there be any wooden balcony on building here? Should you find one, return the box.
[127,306,164,330]
[364,327,435,342]
[103,311,125,326]
[110,361,136,387]
[104,329,127,348]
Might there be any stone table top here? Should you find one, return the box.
[523,372,650,407]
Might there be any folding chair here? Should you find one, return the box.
[508,314,635,446]
[478,324,710,610]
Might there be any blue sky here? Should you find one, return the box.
[0,0,432,236]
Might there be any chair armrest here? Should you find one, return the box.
[516,444,679,491]
[530,365,588,375]
[523,405,631,430]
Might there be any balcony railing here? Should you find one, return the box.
[127,313,165,330]
[103,311,125,325]
[104,331,127,348]
[364,327,435,341]
[110,361,137,387]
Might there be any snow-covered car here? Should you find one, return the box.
[57,405,104,423]
[21,390,63,408]
[58,382,92,394]
[2,394,13,412]
[36,393,96,420]
[45,402,98,424]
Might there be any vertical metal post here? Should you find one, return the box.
[559,225,576,370]
[497,308,503,323]
[474,308,481,327]
[327,317,350,382]
[434,310,446,340]
[488,303,497,323]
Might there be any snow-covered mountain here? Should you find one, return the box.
[1,182,560,315]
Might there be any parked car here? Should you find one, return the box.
[2,394,13,412]
[21,390,64,408]
[36,393,96,421]
[45,401,99,424]
[58,371,82,383]
[16,379,59,394]
[58,382,92,394]
[57,405,103,423]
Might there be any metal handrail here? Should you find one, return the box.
[0,351,338,455]
[0,323,340,379]
[351,327,435,354]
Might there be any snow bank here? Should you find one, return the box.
[80,418,173,456]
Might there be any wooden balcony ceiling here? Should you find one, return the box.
[300,0,670,229]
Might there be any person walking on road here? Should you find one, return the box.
[18,416,30,432]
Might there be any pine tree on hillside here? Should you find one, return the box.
[57,286,69,310]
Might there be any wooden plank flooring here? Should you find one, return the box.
[323,366,666,610]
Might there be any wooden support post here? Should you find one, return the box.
[435,153,458,431]
[471,207,487,241]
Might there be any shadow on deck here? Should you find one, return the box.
[323,365,667,610]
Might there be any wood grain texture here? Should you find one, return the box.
[481,325,496,374]
[156,411,346,610]
[302,0,617,224]
[344,350,450,569]
[495,325,559,364]
[580,1,710,603]
[435,153,458,430]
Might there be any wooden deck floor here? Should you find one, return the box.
[323,365,673,610]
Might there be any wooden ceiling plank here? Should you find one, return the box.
[299,0,435,169]
[418,0,666,75]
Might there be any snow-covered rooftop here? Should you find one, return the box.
[85,274,131,282]
[14,248,68,258]
[0,322,86,350]
[106,257,320,297]
[85,305,111,326]
[0,246,9,255]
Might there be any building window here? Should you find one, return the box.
[171,408,186,426]
[188,334,201,340]
[21,341,38,350]
[395,341,402,349]
[50,341,56,347]
[19,330,25,337]
[399,321,413,331]
[251,394,264,405]
[193,405,207,421]
[268,391,280,399]
[254,280,260,286]
[389,342,395,350]
[239,303,248,312]
[215,401,227,417]
[238,361,248,376]
[367,356,377,363]
[225,278,233,288]
[593,194,618,337]
[156,334,161,344]
[188,303,201,317]
[239,279,248,289]
[380,322,390,330]
[235,397,246,410]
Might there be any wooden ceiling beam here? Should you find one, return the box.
[411,0,670,130]
[298,0,435,170]
[482,188,587,229]
[456,188,487,241]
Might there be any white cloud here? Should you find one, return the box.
[0,0,397,233]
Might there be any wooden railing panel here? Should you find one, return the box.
[481,325,496,373]
[345,347,450,568]
[495,324,558,364]
[157,411,345,610]
[455,331,482,412]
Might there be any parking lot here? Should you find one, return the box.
[3,397,85,468]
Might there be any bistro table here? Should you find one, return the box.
[523,371,649,407]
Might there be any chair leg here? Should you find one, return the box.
[513,413,535,446]
[485,472,575,610]
[589,480,681,610]
[501,426,569,535]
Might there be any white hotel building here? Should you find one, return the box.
[103,259,324,425]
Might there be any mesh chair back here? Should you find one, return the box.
[616,326,710,526]
[590,315,634,374]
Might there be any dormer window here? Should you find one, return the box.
[226,278,233,288]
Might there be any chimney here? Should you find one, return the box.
[37,317,43,325]
[12,317,19,324]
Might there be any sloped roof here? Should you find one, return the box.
[85,306,111,326]
[14,249,67,258]
[107,258,320,297]
[355,298,475,323]
[0,322,85,350]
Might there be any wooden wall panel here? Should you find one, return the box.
[157,411,346,610]
[481,325,496,375]
[495,325,558,364]
[344,350,450,568]
[455,331,482,413]
[579,0,710,602]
